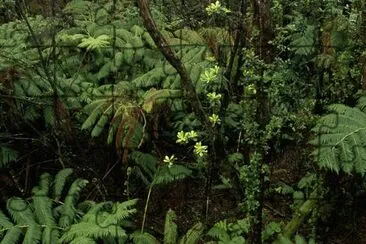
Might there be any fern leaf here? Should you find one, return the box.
[59,179,89,228]
[59,222,127,243]
[7,197,42,244]
[131,231,160,244]
[69,236,97,244]
[53,168,73,201]
[32,173,59,244]
[310,103,366,175]
[91,103,114,137]
[154,165,192,186]
[81,101,108,130]
[164,209,178,244]
[179,222,204,244]
[142,89,182,113]
[207,220,230,242]
[0,210,22,244]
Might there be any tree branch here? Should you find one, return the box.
[136,0,209,127]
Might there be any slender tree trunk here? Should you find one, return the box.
[250,0,274,243]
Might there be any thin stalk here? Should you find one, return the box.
[141,183,154,233]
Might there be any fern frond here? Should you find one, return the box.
[164,209,178,244]
[59,179,89,228]
[290,24,316,56]
[7,197,42,244]
[154,165,192,186]
[53,168,74,201]
[310,103,366,175]
[206,220,230,242]
[131,231,160,244]
[142,89,182,113]
[179,222,204,244]
[69,236,97,244]
[59,222,127,243]
[0,210,22,244]
[32,173,59,243]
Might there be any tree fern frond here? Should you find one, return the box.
[142,89,182,113]
[310,103,366,175]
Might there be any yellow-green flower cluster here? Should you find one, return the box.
[194,142,208,157]
[200,65,220,83]
[205,1,231,16]
[176,130,198,144]
[209,114,221,126]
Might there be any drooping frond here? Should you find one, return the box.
[53,168,74,201]
[130,151,157,185]
[153,165,192,186]
[59,179,89,228]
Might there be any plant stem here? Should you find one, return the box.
[141,183,153,233]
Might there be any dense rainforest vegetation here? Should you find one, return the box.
[0,0,366,243]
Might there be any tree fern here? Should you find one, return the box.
[310,102,366,175]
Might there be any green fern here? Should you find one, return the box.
[290,23,316,56]
[164,209,178,244]
[0,169,138,243]
[179,222,204,244]
[153,165,192,186]
[131,231,160,244]
[59,200,136,243]
[310,102,366,175]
